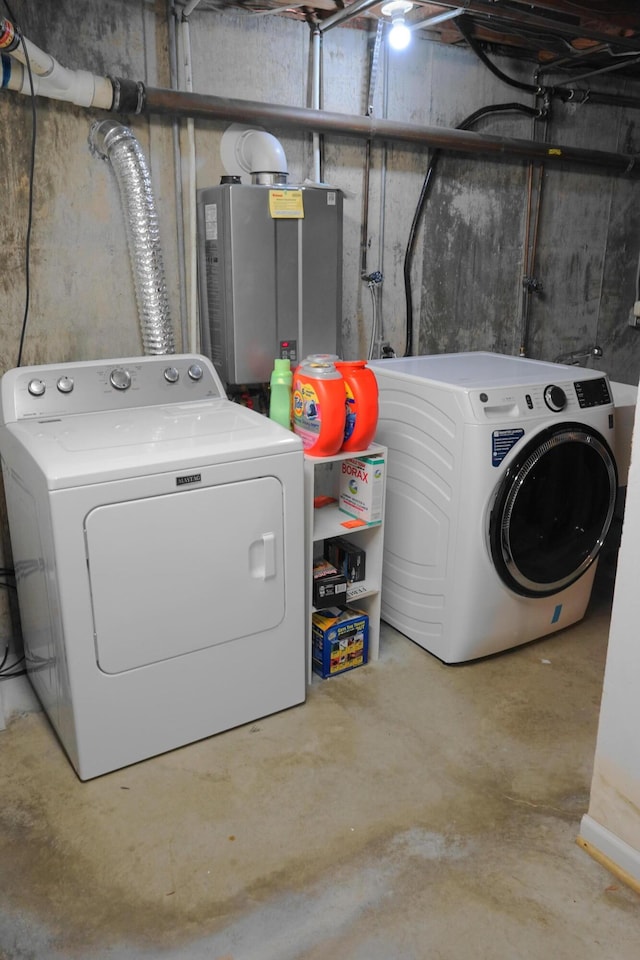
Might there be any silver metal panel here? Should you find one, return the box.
[197,184,343,385]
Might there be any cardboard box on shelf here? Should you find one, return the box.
[311,606,369,678]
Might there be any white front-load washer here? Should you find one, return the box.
[0,354,306,779]
[369,352,618,663]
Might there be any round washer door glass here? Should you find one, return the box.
[489,423,617,597]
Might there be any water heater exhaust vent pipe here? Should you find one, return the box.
[220,123,288,185]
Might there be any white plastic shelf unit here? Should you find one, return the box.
[303,444,387,683]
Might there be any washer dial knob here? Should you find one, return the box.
[110,367,131,391]
[544,384,567,412]
[188,363,203,381]
[28,379,45,397]
[164,366,179,383]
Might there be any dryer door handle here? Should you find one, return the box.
[249,532,276,580]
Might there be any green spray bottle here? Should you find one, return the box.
[269,358,293,429]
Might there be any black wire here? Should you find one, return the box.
[0,668,27,680]
[403,162,436,358]
[0,651,24,667]
[553,0,626,17]
[0,653,25,676]
[3,0,37,367]
[0,579,18,673]
[456,15,540,96]
[403,102,541,357]
[454,15,599,105]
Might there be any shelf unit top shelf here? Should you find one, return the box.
[304,443,386,466]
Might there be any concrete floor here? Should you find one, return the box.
[1,572,639,959]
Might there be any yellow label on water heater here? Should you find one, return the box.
[269,189,304,219]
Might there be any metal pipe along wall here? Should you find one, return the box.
[141,86,640,175]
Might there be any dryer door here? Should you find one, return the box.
[85,476,286,673]
[488,423,617,598]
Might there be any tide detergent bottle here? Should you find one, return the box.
[336,360,379,452]
[292,358,345,456]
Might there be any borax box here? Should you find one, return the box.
[338,455,384,525]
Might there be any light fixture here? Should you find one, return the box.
[381,0,413,51]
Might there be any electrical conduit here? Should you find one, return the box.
[311,25,322,183]
[177,11,199,354]
[167,2,189,353]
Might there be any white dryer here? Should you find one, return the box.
[0,354,305,779]
[369,352,618,663]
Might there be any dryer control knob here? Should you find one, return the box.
[544,384,567,412]
[110,367,131,391]
[28,379,45,397]
[188,363,203,381]
[164,366,179,383]
[57,376,74,394]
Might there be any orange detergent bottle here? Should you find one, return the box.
[336,360,379,452]
[292,358,345,456]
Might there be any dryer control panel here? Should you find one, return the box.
[0,354,226,422]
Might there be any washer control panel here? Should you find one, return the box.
[4,355,226,421]
[471,376,613,421]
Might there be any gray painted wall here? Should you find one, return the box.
[0,0,639,652]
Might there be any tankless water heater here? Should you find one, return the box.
[197,182,343,385]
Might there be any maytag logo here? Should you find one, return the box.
[176,473,201,487]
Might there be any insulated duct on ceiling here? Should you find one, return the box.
[89,120,175,355]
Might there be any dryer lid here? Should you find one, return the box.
[1,400,301,488]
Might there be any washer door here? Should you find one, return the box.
[489,423,617,598]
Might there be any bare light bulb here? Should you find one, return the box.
[381,0,414,51]
[388,15,411,50]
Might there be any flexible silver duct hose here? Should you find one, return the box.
[89,120,175,355]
